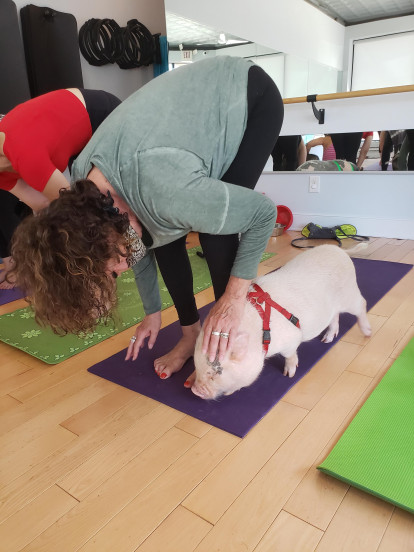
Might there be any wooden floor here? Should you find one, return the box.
[1,231,414,552]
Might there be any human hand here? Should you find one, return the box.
[201,294,245,363]
[125,311,162,361]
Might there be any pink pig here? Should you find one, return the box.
[192,244,371,399]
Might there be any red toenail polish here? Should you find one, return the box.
[184,380,190,388]
[160,373,167,379]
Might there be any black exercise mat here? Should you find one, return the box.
[20,4,83,97]
[0,0,31,112]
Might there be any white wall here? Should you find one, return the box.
[342,14,414,91]
[13,0,167,100]
[257,172,414,239]
[280,90,414,135]
[166,0,345,70]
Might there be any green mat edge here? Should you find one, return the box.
[0,249,275,365]
[317,337,414,515]
[316,465,414,514]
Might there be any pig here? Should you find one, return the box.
[192,244,371,400]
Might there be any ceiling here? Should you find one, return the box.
[166,1,414,48]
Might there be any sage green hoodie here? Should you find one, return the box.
[72,56,276,314]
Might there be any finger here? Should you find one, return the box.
[218,331,230,361]
[208,333,221,362]
[147,329,159,350]
[125,337,137,360]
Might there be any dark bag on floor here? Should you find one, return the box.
[0,0,31,112]
[291,223,369,248]
[20,4,84,97]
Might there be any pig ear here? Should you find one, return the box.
[230,332,249,363]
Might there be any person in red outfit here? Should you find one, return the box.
[0,88,121,287]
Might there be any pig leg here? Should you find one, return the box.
[355,298,372,337]
[347,292,372,337]
[283,352,299,378]
[322,313,339,343]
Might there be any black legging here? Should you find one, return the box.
[0,190,24,258]
[380,132,394,171]
[330,132,363,164]
[154,65,283,326]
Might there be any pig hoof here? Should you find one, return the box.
[283,367,297,378]
[321,331,337,343]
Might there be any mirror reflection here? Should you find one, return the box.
[268,130,414,172]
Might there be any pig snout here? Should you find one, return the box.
[191,380,219,400]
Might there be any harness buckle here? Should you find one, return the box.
[263,329,271,345]
[289,315,299,327]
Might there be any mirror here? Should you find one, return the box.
[266,130,414,172]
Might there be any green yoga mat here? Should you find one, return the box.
[0,247,273,364]
[318,337,414,513]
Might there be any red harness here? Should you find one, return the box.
[246,283,301,355]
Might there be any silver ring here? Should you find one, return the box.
[220,332,230,339]
[130,336,137,343]
[211,331,221,336]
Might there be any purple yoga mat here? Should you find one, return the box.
[88,258,412,437]
[0,287,25,306]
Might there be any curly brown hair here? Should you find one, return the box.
[10,179,130,335]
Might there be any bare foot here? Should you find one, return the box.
[154,321,201,379]
[0,257,16,289]
[0,278,16,290]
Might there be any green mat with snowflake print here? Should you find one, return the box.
[0,247,274,364]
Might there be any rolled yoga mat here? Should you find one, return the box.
[318,337,414,514]
[0,247,273,363]
[88,257,412,437]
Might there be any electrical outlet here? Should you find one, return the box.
[309,175,320,193]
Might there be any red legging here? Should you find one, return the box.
[154,65,284,326]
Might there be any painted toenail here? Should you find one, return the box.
[160,373,167,379]
[184,380,191,388]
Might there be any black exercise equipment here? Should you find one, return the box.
[0,0,31,113]
[20,4,84,97]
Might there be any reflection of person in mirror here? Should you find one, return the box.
[271,135,306,170]
[330,132,363,164]
[305,134,336,160]
[356,132,373,169]
[379,130,405,171]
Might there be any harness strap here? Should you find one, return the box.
[247,283,300,355]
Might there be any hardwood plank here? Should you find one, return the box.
[283,341,362,411]
[60,386,140,435]
[19,428,205,552]
[0,365,45,397]
[378,508,414,551]
[315,488,394,552]
[0,395,158,522]
[0,358,34,382]
[0,394,21,416]
[347,288,414,377]
[175,416,212,438]
[0,425,77,486]
[137,506,212,552]
[75,429,239,552]
[0,485,77,552]
[253,510,323,552]
[183,401,307,524]
[59,405,186,500]
[389,325,414,359]
[341,313,387,346]
[369,268,414,318]
[0,377,114,454]
[192,371,372,552]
